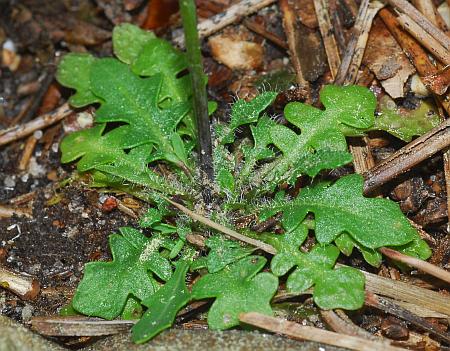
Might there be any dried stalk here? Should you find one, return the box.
[31,316,136,336]
[396,12,450,65]
[412,0,438,25]
[365,292,450,344]
[363,118,450,194]
[279,0,310,97]
[173,0,277,46]
[379,247,450,283]
[382,297,449,319]
[344,1,383,85]
[313,0,341,79]
[385,0,450,50]
[239,312,406,351]
[0,103,71,146]
[360,268,450,315]
[335,0,369,84]
[164,197,277,254]
[0,266,40,300]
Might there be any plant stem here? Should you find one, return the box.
[179,0,214,183]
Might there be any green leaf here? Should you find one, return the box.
[60,124,122,170]
[335,233,382,267]
[91,58,189,166]
[264,229,365,310]
[191,256,278,330]
[61,128,179,194]
[132,261,191,343]
[391,237,432,260]
[132,38,190,103]
[284,174,419,249]
[374,96,440,142]
[56,53,99,107]
[113,24,156,65]
[229,92,278,131]
[237,117,277,186]
[205,236,254,273]
[254,85,376,184]
[72,227,174,319]
[122,296,144,320]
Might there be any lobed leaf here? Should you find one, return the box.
[113,23,156,65]
[264,229,365,310]
[72,227,174,320]
[283,174,419,249]
[56,53,99,107]
[191,256,278,330]
[253,85,376,185]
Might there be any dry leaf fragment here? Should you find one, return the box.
[209,34,264,70]
[364,18,415,98]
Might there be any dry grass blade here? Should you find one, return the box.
[360,269,450,316]
[379,247,450,283]
[239,312,407,351]
[313,0,341,79]
[164,197,277,255]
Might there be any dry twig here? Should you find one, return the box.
[379,247,450,283]
[0,205,31,218]
[0,103,71,146]
[239,312,406,351]
[363,118,450,194]
[396,12,450,65]
[173,0,277,46]
[385,0,450,50]
[365,292,450,344]
[320,309,386,342]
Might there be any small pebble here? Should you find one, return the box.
[4,175,16,188]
